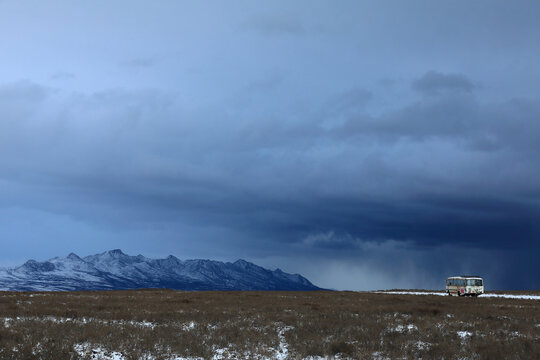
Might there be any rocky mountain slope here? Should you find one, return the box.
[0,249,321,291]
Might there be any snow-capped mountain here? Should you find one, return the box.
[0,250,322,291]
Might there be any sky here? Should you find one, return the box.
[0,0,539,290]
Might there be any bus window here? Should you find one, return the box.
[466,279,482,286]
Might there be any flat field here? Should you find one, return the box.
[0,290,538,359]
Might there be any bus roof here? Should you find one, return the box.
[447,276,483,279]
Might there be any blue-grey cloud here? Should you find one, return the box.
[1,1,539,290]
[50,72,76,81]
[413,71,475,96]
[120,58,155,68]
[1,77,539,258]
[244,14,305,37]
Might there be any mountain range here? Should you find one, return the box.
[0,249,322,291]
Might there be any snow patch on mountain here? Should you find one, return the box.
[0,250,322,292]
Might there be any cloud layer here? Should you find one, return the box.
[1,1,539,289]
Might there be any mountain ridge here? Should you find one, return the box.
[0,249,322,291]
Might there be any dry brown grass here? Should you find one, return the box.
[0,290,538,359]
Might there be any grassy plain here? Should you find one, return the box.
[0,290,538,359]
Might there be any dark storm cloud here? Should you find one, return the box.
[1,1,540,290]
[2,74,539,262]
[324,89,373,116]
[334,73,540,157]
[413,71,475,96]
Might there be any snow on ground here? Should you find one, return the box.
[373,291,447,296]
[1,315,157,329]
[7,317,300,360]
[393,324,417,332]
[71,325,300,360]
[127,320,155,329]
[74,344,125,360]
[181,321,196,331]
[478,294,540,300]
[371,352,390,360]
[415,341,430,351]
[275,326,293,360]
[73,342,302,360]
[457,331,472,339]
[373,291,540,300]
[2,317,12,327]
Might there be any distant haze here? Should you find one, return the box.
[0,1,539,290]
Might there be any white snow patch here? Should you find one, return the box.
[182,321,196,331]
[211,347,238,360]
[74,343,125,360]
[374,291,540,300]
[211,348,227,360]
[478,294,540,300]
[210,346,261,360]
[372,352,390,360]
[393,324,417,332]
[457,331,472,339]
[75,344,207,360]
[2,317,12,327]
[3,316,157,330]
[43,316,73,323]
[32,342,43,355]
[275,326,293,360]
[373,291,447,296]
[127,320,155,329]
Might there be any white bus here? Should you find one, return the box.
[446,276,484,296]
